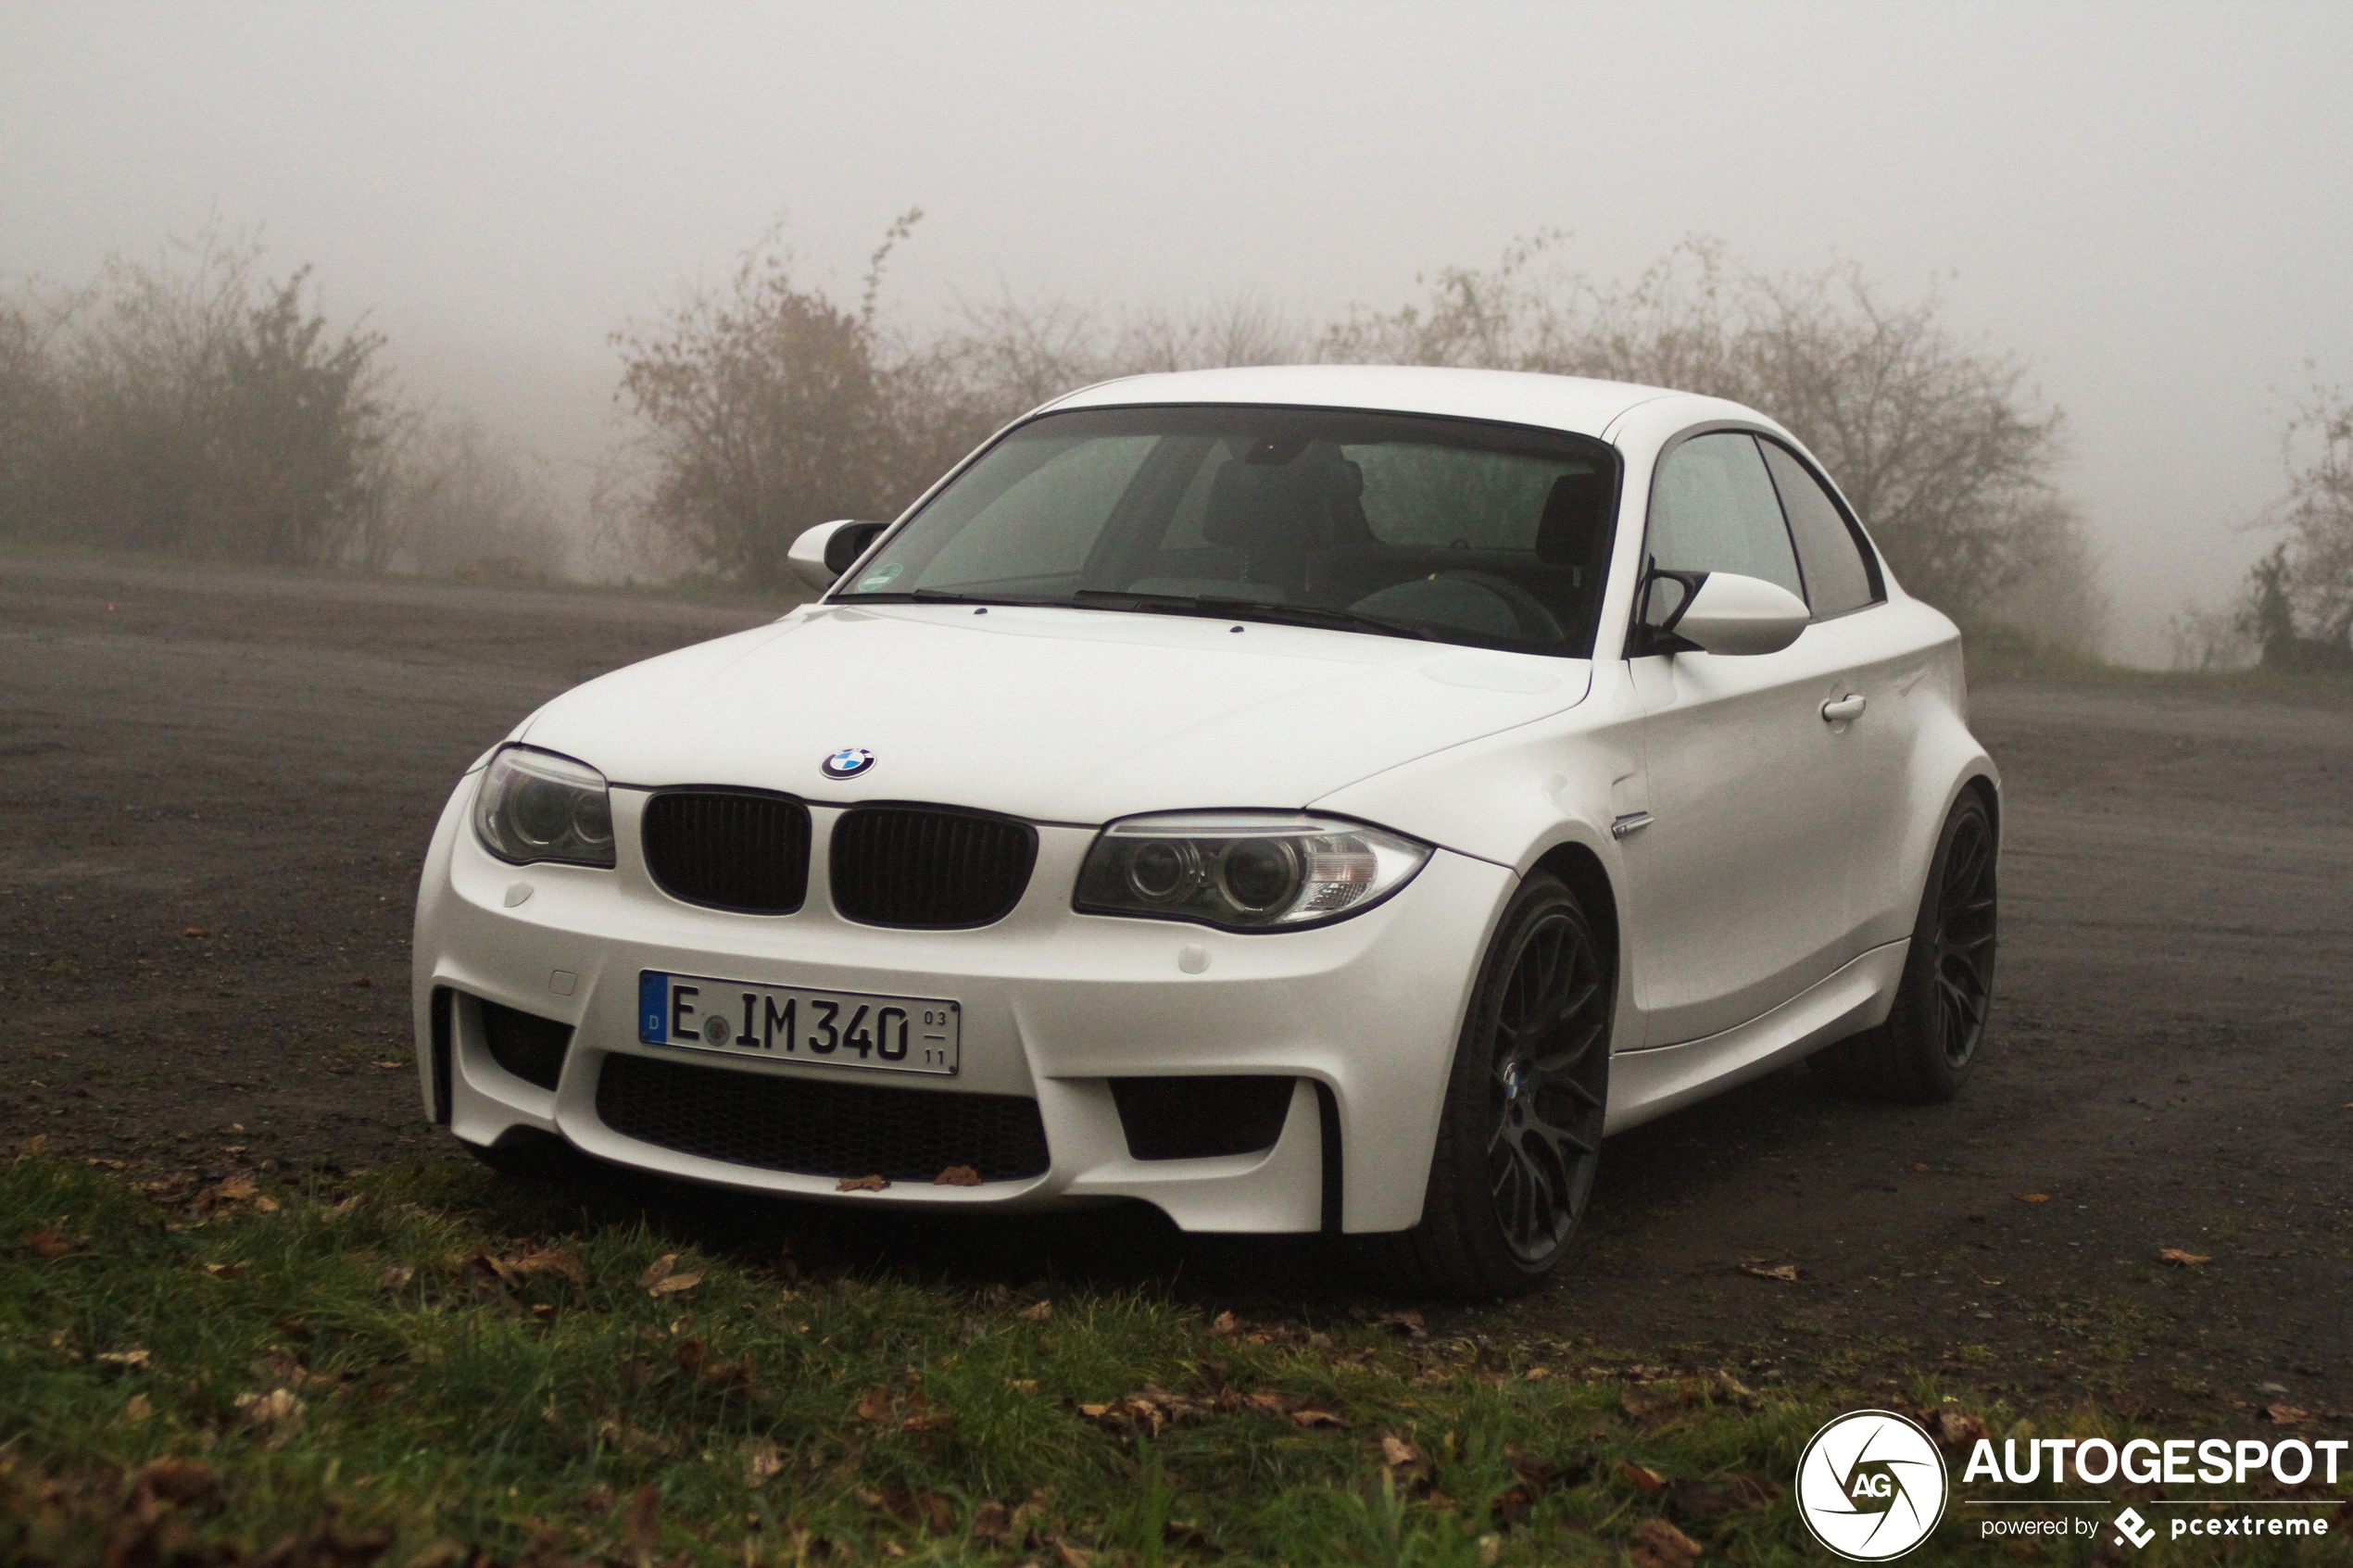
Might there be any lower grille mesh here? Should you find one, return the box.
[829,805,1037,928]
[596,1052,1051,1182]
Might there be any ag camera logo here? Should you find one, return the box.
[1796,1410,1949,1561]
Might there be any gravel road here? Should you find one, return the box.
[4,551,2347,1424]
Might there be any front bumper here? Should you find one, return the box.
[410,781,1513,1233]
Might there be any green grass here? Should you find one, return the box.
[3,1155,2340,1565]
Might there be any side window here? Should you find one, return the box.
[1646,432,1805,600]
[1759,440,1881,617]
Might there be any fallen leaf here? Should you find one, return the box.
[96,1348,152,1369]
[19,1135,45,1159]
[648,1270,703,1298]
[348,974,371,987]
[1621,1460,1667,1494]
[1381,1435,1424,1469]
[233,1387,306,1437]
[1923,1407,1988,1451]
[1524,1366,1552,1381]
[1666,1473,1780,1520]
[254,1196,280,1213]
[1290,1406,1348,1429]
[202,1261,247,1278]
[2262,1404,2309,1426]
[624,1483,661,1564]
[2019,1192,2050,1204]
[378,1263,414,1290]
[122,1393,154,1424]
[24,1227,74,1259]
[971,1500,1016,1545]
[1370,1310,1428,1338]
[183,927,208,937]
[131,1459,219,1507]
[1913,1161,1932,1173]
[837,1173,890,1192]
[1055,1542,1094,1568]
[1630,1516,1703,1568]
[1210,1310,1239,1336]
[214,1175,258,1202]
[1016,1298,1054,1323]
[934,1164,982,1186]
[744,1441,784,1483]
[2158,1248,2212,1267]
[372,1060,406,1069]
[515,1247,591,1286]
[1007,1378,1040,1395]
[1737,1261,1800,1283]
[636,1253,678,1290]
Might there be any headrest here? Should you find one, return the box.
[1203,450,1365,553]
[1536,470,1610,564]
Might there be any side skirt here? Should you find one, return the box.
[1603,939,1908,1135]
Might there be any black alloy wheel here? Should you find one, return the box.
[1926,799,1998,1070]
[1813,789,1999,1102]
[1382,872,1612,1298]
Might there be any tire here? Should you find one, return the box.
[1812,789,1998,1103]
[1377,872,1613,1299]
[460,1126,591,1182]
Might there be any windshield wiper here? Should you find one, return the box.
[836,588,1047,608]
[1072,589,1440,643]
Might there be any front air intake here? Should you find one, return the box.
[640,788,811,914]
[478,997,573,1090]
[597,1052,1051,1182]
[828,805,1038,928]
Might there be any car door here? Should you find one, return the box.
[1754,437,1919,947]
[1622,429,1873,1047]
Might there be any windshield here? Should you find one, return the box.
[838,405,1620,657]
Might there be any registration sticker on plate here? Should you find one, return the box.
[637,971,959,1075]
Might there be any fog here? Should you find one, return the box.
[6,1,2348,663]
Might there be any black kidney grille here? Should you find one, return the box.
[597,1052,1051,1182]
[829,806,1038,928]
[641,789,811,914]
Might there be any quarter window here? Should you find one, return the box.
[1759,440,1881,617]
[1645,432,1805,600]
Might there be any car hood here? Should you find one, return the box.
[518,602,1590,826]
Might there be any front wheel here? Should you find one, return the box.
[1813,788,1998,1102]
[1377,872,1613,1298]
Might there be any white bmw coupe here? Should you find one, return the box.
[412,366,1998,1298]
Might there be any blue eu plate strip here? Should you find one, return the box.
[638,971,668,1044]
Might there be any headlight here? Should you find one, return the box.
[473,746,615,868]
[1075,811,1431,931]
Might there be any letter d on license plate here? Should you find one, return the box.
[637,971,959,1075]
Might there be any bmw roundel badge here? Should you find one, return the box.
[822,746,875,780]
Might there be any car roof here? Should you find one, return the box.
[1041,363,1752,442]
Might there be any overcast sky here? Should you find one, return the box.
[6,1,2348,662]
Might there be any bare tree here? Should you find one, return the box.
[368,410,567,578]
[1321,237,2073,615]
[2242,384,2353,668]
[10,229,396,565]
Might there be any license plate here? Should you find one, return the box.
[637,971,959,1075]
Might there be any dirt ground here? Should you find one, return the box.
[5,550,2347,1424]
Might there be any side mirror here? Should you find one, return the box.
[788,520,887,593]
[1672,571,1812,656]
[1644,571,1810,656]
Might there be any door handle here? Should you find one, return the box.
[1820,694,1867,723]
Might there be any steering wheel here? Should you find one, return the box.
[1426,571,1567,642]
